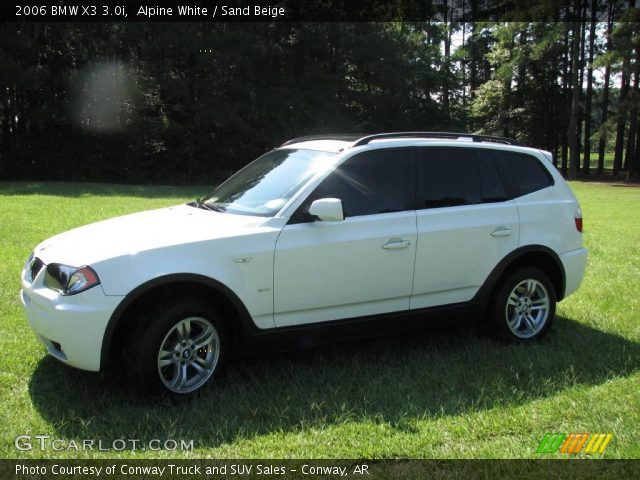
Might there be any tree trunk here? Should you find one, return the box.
[549,50,558,162]
[442,1,452,114]
[597,3,614,174]
[561,20,571,175]
[469,0,478,99]
[582,0,597,175]
[461,2,466,109]
[632,122,640,177]
[502,32,515,138]
[625,51,639,179]
[575,2,587,172]
[517,28,527,90]
[567,13,582,180]
[613,16,633,175]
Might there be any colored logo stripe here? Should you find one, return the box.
[560,433,590,454]
[584,433,613,454]
[536,433,613,454]
[536,434,566,454]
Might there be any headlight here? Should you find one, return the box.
[22,252,35,278]
[24,252,34,271]
[44,264,100,295]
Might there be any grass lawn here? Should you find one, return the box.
[0,181,638,459]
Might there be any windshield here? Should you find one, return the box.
[200,149,337,217]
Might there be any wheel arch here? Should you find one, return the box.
[473,245,566,305]
[100,274,256,371]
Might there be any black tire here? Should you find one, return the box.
[124,298,227,395]
[487,267,556,342]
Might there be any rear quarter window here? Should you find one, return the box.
[493,151,554,197]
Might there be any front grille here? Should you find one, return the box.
[28,258,44,282]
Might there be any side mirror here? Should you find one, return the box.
[308,198,344,222]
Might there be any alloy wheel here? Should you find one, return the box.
[505,279,550,339]
[156,316,220,394]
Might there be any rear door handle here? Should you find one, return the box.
[491,227,512,237]
[382,239,411,250]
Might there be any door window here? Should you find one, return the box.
[476,149,510,203]
[294,148,414,220]
[417,147,511,209]
[416,148,509,209]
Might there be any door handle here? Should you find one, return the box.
[491,227,512,237]
[382,239,411,250]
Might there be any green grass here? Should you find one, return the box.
[559,151,615,171]
[0,181,638,459]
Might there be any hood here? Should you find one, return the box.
[34,204,271,267]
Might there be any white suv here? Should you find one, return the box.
[21,132,587,395]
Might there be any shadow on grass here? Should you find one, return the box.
[0,181,209,199]
[29,317,639,451]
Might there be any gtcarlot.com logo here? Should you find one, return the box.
[14,435,194,452]
[536,433,613,455]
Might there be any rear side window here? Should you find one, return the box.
[302,148,414,218]
[416,148,508,209]
[493,151,553,196]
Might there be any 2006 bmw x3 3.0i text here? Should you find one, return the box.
[21,132,588,395]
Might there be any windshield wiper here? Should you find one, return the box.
[191,198,225,212]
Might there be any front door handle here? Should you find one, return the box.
[491,227,512,237]
[382,239,411,250]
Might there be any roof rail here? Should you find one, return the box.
[281,134,363,147]
[351,132,524,147]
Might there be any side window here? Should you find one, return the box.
[476,150,509,203]
[417,148,483,208]
[493,151,554,197]
[299,148,414,219]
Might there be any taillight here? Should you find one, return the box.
[575,208,583,233]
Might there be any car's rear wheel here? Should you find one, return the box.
[488,267,556,342]
[126,299,226,395]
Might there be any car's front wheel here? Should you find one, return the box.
[126,299,226,395]
[488,267,556,342]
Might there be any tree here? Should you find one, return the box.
[567,1,584,180]
[625,10,640,178]
[597,1,616,174]
[612,3,636,175]
[582,0,597,175]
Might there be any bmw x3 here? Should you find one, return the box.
[21,132,588,395]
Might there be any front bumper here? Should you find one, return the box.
[559,247,588,299]
[21,264,122,372]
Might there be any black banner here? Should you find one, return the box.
[0,0,622,23]
[3,459,640,480]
